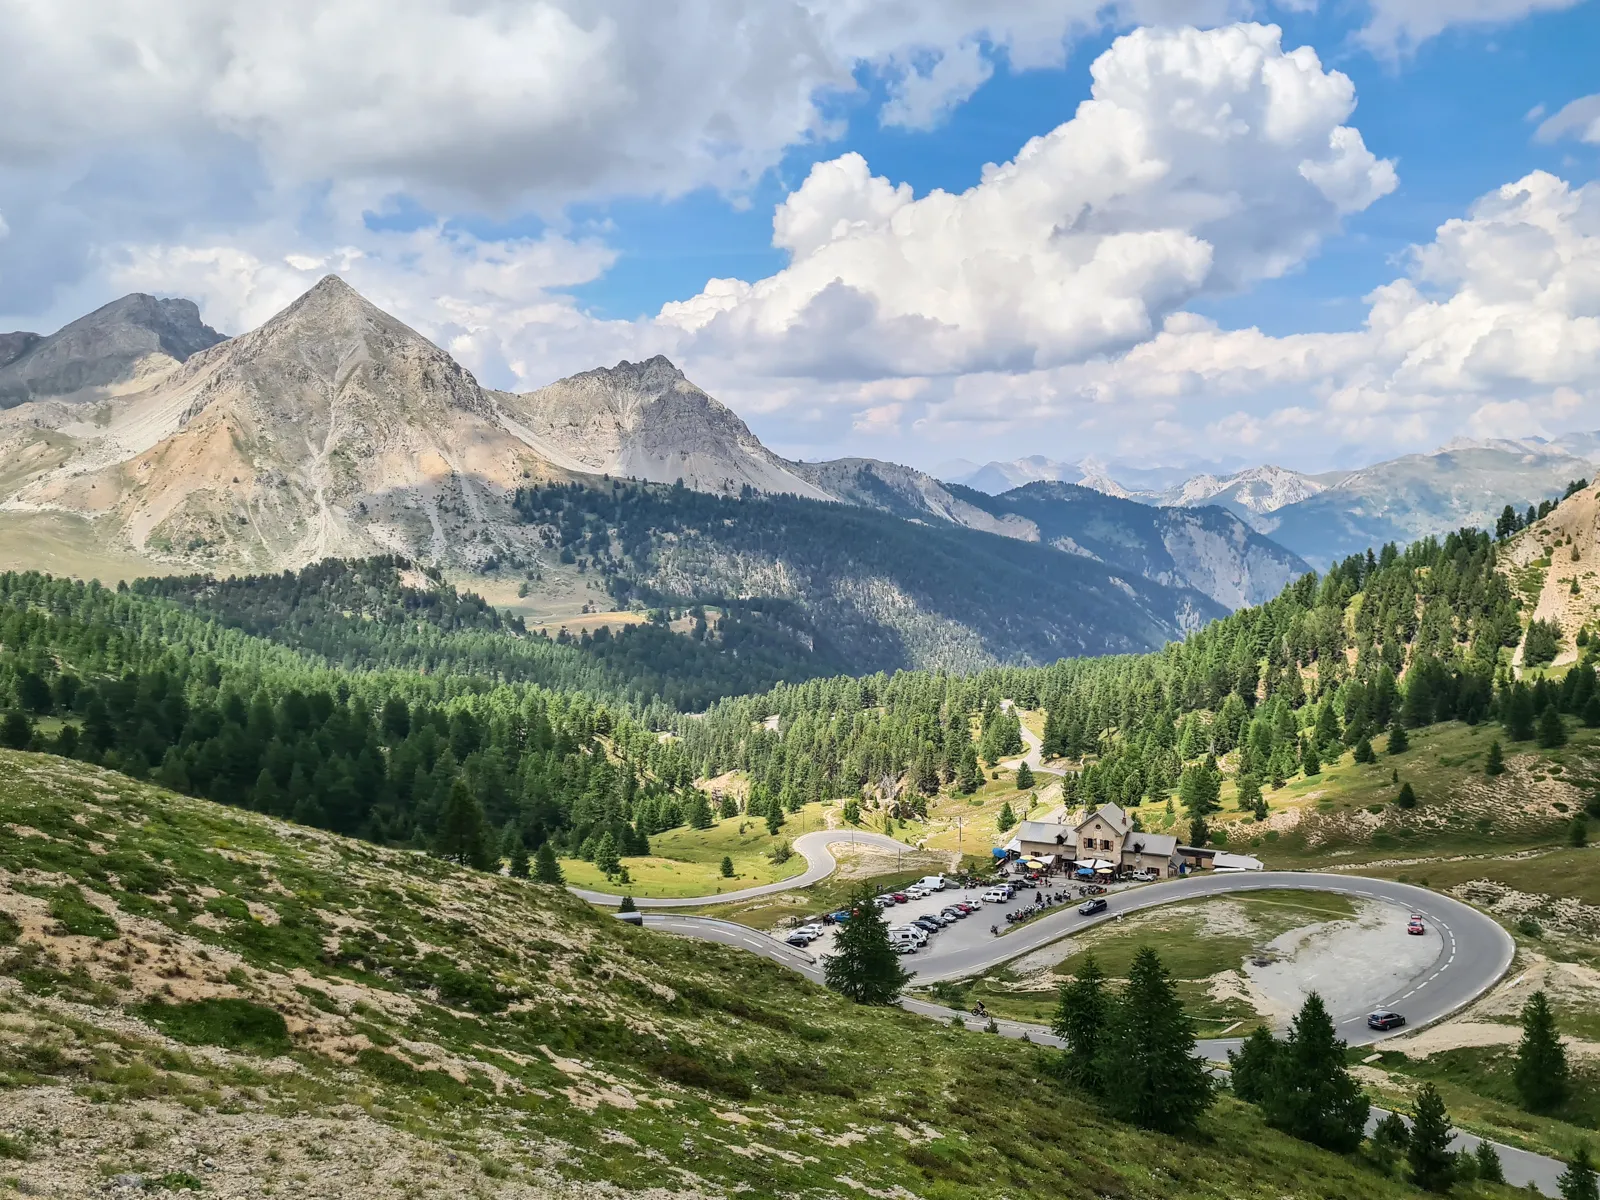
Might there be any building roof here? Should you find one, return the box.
[1124,833,1178,858]
[1015,821,1075,847]
[1212,852,1265,871]
[1091,803,1131,835]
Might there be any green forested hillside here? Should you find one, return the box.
[674,529,1542,819]
[134,555,839,709]
[512,478,1225,672]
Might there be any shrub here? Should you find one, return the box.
[138,998,291,1056]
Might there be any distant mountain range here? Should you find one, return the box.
[945,445,1595,567]
[0,274,1586,671]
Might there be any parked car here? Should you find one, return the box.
[1407,915,1426,935]
[941,906,968,920]
[913,917,941,933]
[1078,898,1108,916]
[916,875,946,891]
[890,892,908,904]
[1129,869,1159,883]
[795,923,824,939]
[784,930,816,946]
[905,886,929,900]
[1368,1010,1406,1031]
[830,909,852,923]
[888,928,921,952]
[871,895,894,909]
[891,924,929,946]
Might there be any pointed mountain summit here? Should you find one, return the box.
[504,355,830,499]
[4,276,561,571]
[0,292,225,408]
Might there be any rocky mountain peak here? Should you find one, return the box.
[0,292,225,407]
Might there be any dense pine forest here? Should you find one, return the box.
[0,518,1585,872]
[511,478,1223,671]
[674,528,1586,833]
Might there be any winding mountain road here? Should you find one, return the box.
[569,829,915,908]
[641,873,1556,1193]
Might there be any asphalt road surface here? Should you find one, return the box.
[571,829,916,908]
[640,873,1563,1193]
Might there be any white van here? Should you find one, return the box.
[888,928,921,952]
[916,875,946,891]
[980,887,1011,904]
[890,924,928,946]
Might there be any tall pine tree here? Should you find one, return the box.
[1514,990,1570,1114]
[1262,993,1369,1152]
[1095,947,1212,1132]
[1407,1082,1456,1194]
[823,885,911,1005]
[1052,955,1108,1092]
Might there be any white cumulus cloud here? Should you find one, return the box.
[659,24,1395,380]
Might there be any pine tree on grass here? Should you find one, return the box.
[618,894,636,913]
[1227,1026,1279,1105]
[1262,993,1369,1152]
[1475,1140,1505,1184]
[1540,704,1570,749]
[1408,1082,1456,1194]
[1052,954,1108,1093]
[1396,781,1417,809]
[534,842,565,885]
[1353,736,1375,764]
[1485,739,1506,776]
[1301,739,1321,777]
[508,837,531,879]
[1562,1144,1600,1200]
[1095,947,1212,1132]
[824,885,911,1005]
[594,831,622,877]
[1514,990,1570,1114]
[436,780,494,870]
[720,855,735,878]
[996,801,1017,833]
[1387,722,1409,754]
[1015,762,1034,790]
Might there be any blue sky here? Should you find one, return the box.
[4,1,1600,475]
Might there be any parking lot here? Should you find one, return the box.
[779,875,1126,964]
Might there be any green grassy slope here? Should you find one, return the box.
[0,749,1504,1199]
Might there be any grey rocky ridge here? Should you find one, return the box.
[0,292,225,407]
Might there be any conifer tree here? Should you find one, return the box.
[1262,993,1369,1152]
[1353,736,1375,764]
[1052,954,1108,1092]
[508,837,531,878]
[1227,1026,1279,1104]
[1408,1082,1456,1193]
[1505,684,1538,741]
[996,801,1017,833]
[1015,762,1034,789]
[1235,771,1262,813]
[689,792,714,830]
[720,855,734,877]
[594,831,621,877]
[1514,990,1570,1113]
[534,842,565,885]
[1396,781,1417,809]
[766,805,784,836]
[436,780,494,870]
[1485,739,1506,776]
[823,885,911,1005]
[1387,721,1409,754]
[1573,816,1590,848]
[618,894,636,912]
[1585,695,1600,729]
[1095,947,1212,1132]
[1540,704,1570,749]
[1301,739,1321,776]
[1561,1144,1599,1200]
[957,743,982,794]
[1475,1139,1505,1184]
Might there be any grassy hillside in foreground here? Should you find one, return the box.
[0,749,1517,1200]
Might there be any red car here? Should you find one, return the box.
[1407,915,1425,935]
[890,893,908,904]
